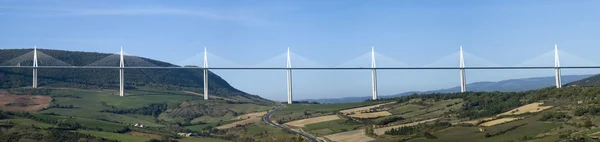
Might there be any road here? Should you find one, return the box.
[263,104,319,142]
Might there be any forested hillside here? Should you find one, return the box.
[0,49,271,104]
[567,74,600,87]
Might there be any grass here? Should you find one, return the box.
[390,104,426,115]
[179,137,231,142]
[77,130,151,142]
[399,99,462,119]
[304,119,363,136]
[32,114,127,132]
[225,104,274,114]
[185,120,238,132]
[243,123,288,135]
[2,118,55,128]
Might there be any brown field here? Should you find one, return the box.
[323,129,375,142]
[479,117,523,127]
[128,131,161,139]
[339,102,395,114]
[183,91,236,101]
[348,111,392,118]
[234,111,267,120]
[284,115,340,127]
[216,111,265,129]
[497,102,552,116]
[0,93,51,112]
[374,118,438,135]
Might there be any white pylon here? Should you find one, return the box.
[287,47,293,104]
[371,47,378,100]
[203,47,209,100]
[555,44,562,88]
[33,46,38,88]
[119,47,125,96]
[459,46,467,93]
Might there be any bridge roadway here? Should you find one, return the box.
[263,104,318,142]
[2,66,600,69]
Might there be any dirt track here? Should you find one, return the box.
[349,111,392,118]
[339,102,394,114]
[479,117,522,127]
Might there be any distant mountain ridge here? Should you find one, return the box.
[0,49,272,104]
[303,74,593,104]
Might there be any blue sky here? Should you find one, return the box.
[1,0,600,101]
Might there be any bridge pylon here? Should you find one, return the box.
[33,46,38,88]
[119,47,125,96]
[287,47,293,104]
[459,46,467,92]
[371,47,378,100]
[555,44,562,88]
[203,47,209,100]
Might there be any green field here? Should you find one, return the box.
[180,137,231,142]
[77,130,152,142]
[390,104,426,115]
[243,123,289,135]
[399,99,462,119]
[40,89,203,127]
[32,113,128,132]
[2,119,55,128]
[304,119,363,136]
[185,119,238,132]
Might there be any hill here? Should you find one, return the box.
[304,74,592,104]
[0,49,271,104]
[567,74,600,87]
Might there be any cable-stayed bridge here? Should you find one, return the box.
[2,45,599,104]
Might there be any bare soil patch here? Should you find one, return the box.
[479,117,523,127]
[234,111,267,120]
[374,118,438,135]
[497,102,552,116]
[0,93,51,112]
[128,131,161,139]
[323,129,375,142]
[340,102,395,115]
[349,111,392,119]
[216,111,266,129]
[284,115,340,127]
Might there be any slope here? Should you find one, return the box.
[0,49,271,104]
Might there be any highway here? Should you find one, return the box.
[263,104,319,142]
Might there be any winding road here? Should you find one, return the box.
[263,104,319,142]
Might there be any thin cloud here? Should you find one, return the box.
[0,6,272,25]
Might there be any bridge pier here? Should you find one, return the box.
[555,44,562,88]
[371,47,378,100]
[287,48,293,104]
[459,46,467,92]
[33,46,38,88]
[119,47,124,96]
[203,47,209,100]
